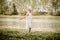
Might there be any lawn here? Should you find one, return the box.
[0,28,60,40]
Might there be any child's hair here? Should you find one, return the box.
[28,7,32,11]
[27,6,32,11]
[28,6,32,13]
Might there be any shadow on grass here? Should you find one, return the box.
[0,29,60,40]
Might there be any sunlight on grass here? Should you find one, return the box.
[0,28,60,40]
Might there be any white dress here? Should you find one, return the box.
[26,12,32,28]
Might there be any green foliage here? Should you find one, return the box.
[46,11,60,16]
[57,11,60,16]
[0,0,8,14]
[0,29,60,40]
[12,3,18,15]
[33,11,47,16]
[52,0,58,7]
[52,0,58,11]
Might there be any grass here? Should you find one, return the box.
[0,28,60,40]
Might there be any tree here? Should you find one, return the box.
[0,0,8,15]
[52,0,59,16]
[12,3,18,15]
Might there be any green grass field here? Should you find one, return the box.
[0,28,60,40]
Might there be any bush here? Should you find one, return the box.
[0,29,60,40]
[57,11,60,16]
[33,11,47,16]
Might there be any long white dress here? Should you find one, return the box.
[26,11,32,28]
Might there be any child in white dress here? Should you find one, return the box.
[21,7,32,32]
[26,8,32,32]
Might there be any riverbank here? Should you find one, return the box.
[0,15,60,19]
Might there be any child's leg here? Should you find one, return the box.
[29,28,31,33]
[26,21,32,32]
[28,22,32,33]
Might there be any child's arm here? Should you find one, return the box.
[22,13,29,19]
[20,12,29,20]
[19,16,25,20]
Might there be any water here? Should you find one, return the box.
[0,17,60,30]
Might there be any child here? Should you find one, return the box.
[21,7,32,33]
[26,7,32,32]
